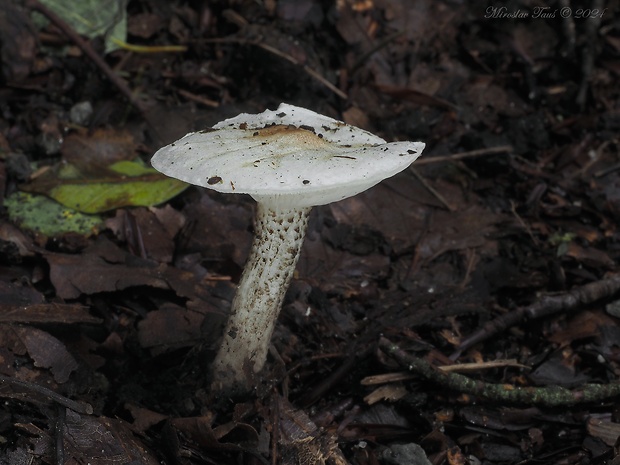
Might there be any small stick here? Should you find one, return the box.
[255,42,348,99]
[414,146,513,165]
[0,373,93,415]
[351,30,405,72]
[361,372,415,385]
[452,274,620,358]
[176,88,220,108]
[409,167,455,211]
[438,358,529,373]
[201,17,347,100]
[379,337,620,407]
[595,162,620,178]
[510,199,540,247]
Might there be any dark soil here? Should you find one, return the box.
[1,0,620,464]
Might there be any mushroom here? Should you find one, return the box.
[151,103,425,393]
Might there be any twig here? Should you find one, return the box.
[379,337,620,407]
[255,42,347,100]
[0,373,93,415]
[438,358,529,373]
[510,199,540,247]
[351,30,405,72]
[452,274,620,358]
[459,248,477,290]
[202,36,347,99]
[203,10,348,100]
[176,88,220,108]
[110,38,187,53]
[595,161,620,178]
[25,0,147,115]
[297,346,371,407]
[414,146,513,165]
[570,140,611,179]
[409,167,455,211]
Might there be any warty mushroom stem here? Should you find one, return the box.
[210,201,311,391]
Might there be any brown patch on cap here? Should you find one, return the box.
[251,125,330,149]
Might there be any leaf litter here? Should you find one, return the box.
[0,0,620,464]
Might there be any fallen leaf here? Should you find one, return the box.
[5,192,103,237]
[587,417,620,446]
[137,303,205,355]
[23,159,188,214]
[44,236,206,302]
[37,0,127,54]
[61,128,137,170]
[15,326,78,383]
[62,410,160,464]
[0,303,101,325]
[106,207,184,263]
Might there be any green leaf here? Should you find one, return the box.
[5,192,103,237]
[24,160,189,214]
[36,0,127,54]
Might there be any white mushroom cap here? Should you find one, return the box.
[151,103,424,208]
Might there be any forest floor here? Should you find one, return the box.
[1,0,620,464]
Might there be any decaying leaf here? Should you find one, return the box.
[137,303,205,355]
[15,326,78,384]
[5,192,103,237]
[62,410,160,464]
[277,396,348,465]
[22,159,188,213]
[34,0,127,53]
[61,128,137,169]
[43,236,207,302]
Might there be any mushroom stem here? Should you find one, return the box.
[211,201,311,392]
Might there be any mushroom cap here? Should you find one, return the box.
[151,103,424,208]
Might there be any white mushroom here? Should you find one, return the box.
[151,103,425,393]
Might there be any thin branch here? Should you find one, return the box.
[256,42,347,99]
[176,88,220,108]
[409,166,455,211]
[201,11,347,100]
[453,274,620,358]
[351,30,405,72]
[379,337,620,407]
[414,146,513,165]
